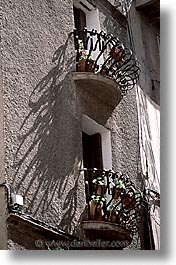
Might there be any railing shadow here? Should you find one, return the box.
[12,33,85,233]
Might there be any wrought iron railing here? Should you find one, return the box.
[74,28,140,95]
[81,168,143,237]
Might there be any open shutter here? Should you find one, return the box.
[82,132,92,169]
[73,6,87,48]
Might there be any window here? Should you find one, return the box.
[73,0,100,32]
[82,115,112,204]
[82,132,103,169]
[73,0,101,61]
[82,115,112,170]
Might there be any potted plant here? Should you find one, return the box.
[78,50,94,72]
[121,193,135,210]
[92,177,106,196]
[111,178,125,199]
[89,195,106,220]
[109,46,124,63]
[77,41,94,72]
[121,192,141,210]
[106,199,121,223]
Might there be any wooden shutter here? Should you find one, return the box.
[73,7,86,32]
[82,132,92,169]
[90,133,103,169]
[73,6,87,48]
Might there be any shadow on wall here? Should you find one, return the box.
[102,7,127,45]
[103,16,122,36]
[12,33,85,233]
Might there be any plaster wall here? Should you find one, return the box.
[96,0,128,45]
[0,12,8,249]
[1,0,86,236]
[1,0,141,249]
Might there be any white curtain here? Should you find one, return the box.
[136,85,160,250]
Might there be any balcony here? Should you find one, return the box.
[73,28,140,107]
[136,0,160,28]
[7,213,77,250]
[81,169,143,249]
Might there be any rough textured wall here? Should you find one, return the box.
[95,0,128,45]
[108,91,140,183]
[0,7,8,248]
[1,0,86,236]
[1,0,142,249]
[0,189,7,249]
[7,239,25,250]
[94,0,140,183]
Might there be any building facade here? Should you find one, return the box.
[0,0,160,250]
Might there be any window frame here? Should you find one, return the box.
[82,114,112,170]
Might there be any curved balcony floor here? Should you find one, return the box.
[82,220,132,249]
[72,72,122,107]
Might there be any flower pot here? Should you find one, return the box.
[95,184,105,196]
[112,188,121,199]
[121,194,136,210]
[89,202,103,220]
[107,211,119,223]
[77,59,94,72]
[110,47,123,63]
[100,68,108,76]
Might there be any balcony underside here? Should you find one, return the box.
[7,213,76,250]
[72,72,122,107]
[82,220,132,249]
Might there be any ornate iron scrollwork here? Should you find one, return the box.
[82,168,144,237]
[74,28,140,96]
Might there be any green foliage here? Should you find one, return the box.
[92,177,106,186]
[90,194,106,204]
